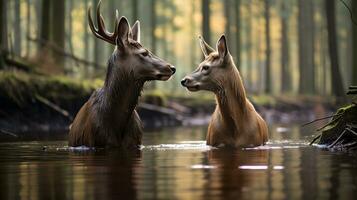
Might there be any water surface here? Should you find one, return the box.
[0,125,357,199]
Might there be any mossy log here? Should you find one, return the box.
[311,104,357,150]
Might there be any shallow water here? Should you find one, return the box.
[0,125,357,200]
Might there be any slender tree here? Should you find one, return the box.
[51,0,65,67]
[189,1,197,69]
[132,0,138,22]
[280,0,291,92]
[0,0,7,69]
[353,0,357,85]
[92,0,100,68]
[40,0,50,50]
[298,0,315,94]
[14,0,21,55]
[325,0,345,97]
[83,0,89,61]
[151,0,157,54]
[224,0,231,42]
[26,0,31,57]
[264,0,271,93]
[202,0,211,44]
[234,0,241,69]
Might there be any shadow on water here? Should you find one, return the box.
[0,125,357,199]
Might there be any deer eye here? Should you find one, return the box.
[202,65,210,71]
[140,51,149,57]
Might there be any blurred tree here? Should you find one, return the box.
[234,0,241,69]
[224,0,231,42]
[14,0,21,55]
[325,0,344,97]
[132,0,138,22]
[298,0,315,94]
[280,0,291,93]
[26,0,31,57]
[189,0,197,69]
[40,0,50,50]
[151,0,157,54]
[202,0,211,44]
[83,0,89,61]
[264,0,271,93]
[353,0,357,85]
[0,0,6,69]
[92,0,101,68]
[51,0,65,67]
[246,1,253,90]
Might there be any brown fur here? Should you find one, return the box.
[206,62,268,147]
[69,12,174,147]
[182,35,268,147]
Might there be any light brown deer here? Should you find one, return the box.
[69,1,175,148]
[181,35,268,147]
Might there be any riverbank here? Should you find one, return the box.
[0,70,341,138]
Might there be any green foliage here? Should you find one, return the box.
[0,71,103,107]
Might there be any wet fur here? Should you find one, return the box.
[206,55,268,147]
[68,55,144,148]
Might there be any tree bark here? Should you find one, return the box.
[0,0,7,69]
[325,0,345,97]
[224,0,231,42]
[14,0,22,56]
[26,0,31,57]
[264,0,271,94]
[84,0,89,61]
[202,0,211,44]
[51,0,65,67]
[353,0,357,85]
[150,0,156,54]
[298,0,315,94]
[92,0,101,68]
[132,0,138,22]
[281,0,291,93]
[40,0,50,50]
[234,0,241,69]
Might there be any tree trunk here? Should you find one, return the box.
[325,0,345,97]
[132,0,138,22]
[281,0,291,93]
[84,0,89,61]
[224,0,231,42]
[0,0,7,69]
[298,0,315,94]
[353,0,357,85]
[51,0,65,68]
[264,0,271,94]
[40,0,50,50]
[26,0,31,57]
[14,0,22,56]
[150,0,156,54]
[234,0,241,69]
[202,0,211,44]
[92,0,100,68]
[246,2,253,90]
[189,1,197,69]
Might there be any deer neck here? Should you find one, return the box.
[99,65,144,129]
[215,66,248,133]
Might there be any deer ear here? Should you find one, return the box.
[198,36,214,58]
[216,35,228,59]
[131,20,140,43]
[116,17,130,49]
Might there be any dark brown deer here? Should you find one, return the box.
[181,35,268,147]
[69,1,175,148]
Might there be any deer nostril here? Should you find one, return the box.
[181,78,187,86]
[170,66,176,74]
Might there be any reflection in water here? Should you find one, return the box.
[0,126,357,199]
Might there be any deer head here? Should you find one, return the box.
[88,1,175,83]
[181,35,233,92]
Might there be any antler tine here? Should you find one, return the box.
[87,0,118,45]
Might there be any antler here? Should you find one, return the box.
[88,0,119,45]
